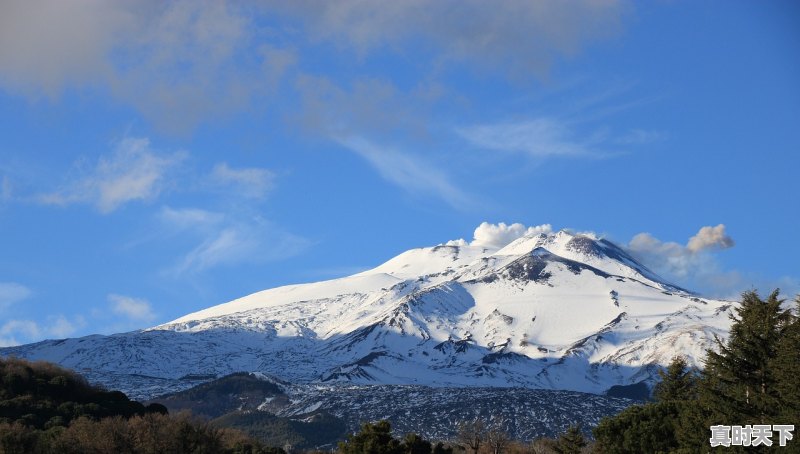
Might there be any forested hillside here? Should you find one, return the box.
[0,357,277,453]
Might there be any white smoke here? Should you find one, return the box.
[447,222,553,250]
[627,224,734,279]
[687,224,734,253]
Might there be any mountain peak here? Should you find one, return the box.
[0,225,735,399]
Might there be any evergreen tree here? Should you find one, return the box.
[431,442,453,454]
[593,403,680,454]
[595,290,800,452]
[771,296,800,423]
[338,420,403,454]
[594,357,697,453]
[653,356,696,402]
[554,425,586,454]
[702,290,791,423]
[403,433,432,454]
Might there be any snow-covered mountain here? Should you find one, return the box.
[0,229,735,399]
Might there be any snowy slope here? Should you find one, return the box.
[0,230,735,398]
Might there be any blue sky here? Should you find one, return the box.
[1,1,798,345]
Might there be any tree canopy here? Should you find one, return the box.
[594,290,800,453]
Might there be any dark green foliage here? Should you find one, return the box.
[403,433,431,454]
[0,357,159,429]
[212,410,348,451]
[431,442,453,454]
[594,289,800,452]
[596,357,696,453]
[144,403,168,415]
[0,408,278,453]
[338,420,403,454]
[770,296,800,424]
[150,372,284,419]
[0,358,278,453]
[171,372,282,398]
[702,289,791,423]
[594,402,680,453]
[554,425,586,454]
[653,356,695,403]
[336,421,444,454]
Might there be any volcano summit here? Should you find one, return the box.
[1,228,734,399]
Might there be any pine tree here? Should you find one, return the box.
[593,357,697,453]
[595,290,799,452]
[338,421,403,454]
[771,296,800,423]
[701,290,792,423]
[594,403,681,454]
[669,289,796,452]
[653,356,696,402]
[554,425,586,454]
[403,433,432,454]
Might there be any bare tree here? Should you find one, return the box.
[456,419,485,454]
[486,422,510,454]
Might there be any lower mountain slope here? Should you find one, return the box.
[148,372,635,445]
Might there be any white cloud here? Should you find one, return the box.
[211,163,275,199]
[0,0,123,97]
[38,137,186,213]
[0,1,295,132]
[0,315,84,346]
[0,338,18,348]
[158,206,224,232]
[625,224,745,297]
[337,136,472,209]
[471,222,553,249]
[294,76,472,207]
[272,0,624,79]
[0,282,32,310]
[627,224,736,280]
[447,222,553,250]
[175,228,247,273]
[108,294,156,322]
[0,319,40,339]
[687,224,734,253]
[0,0,626,135]
[295,75,429,140]
[153,205,311,276]
[168,215,311,276]
[628,232,703,280]
[457,117,614,159]
[48,315,84,338]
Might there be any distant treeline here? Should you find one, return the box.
[336,419,588,454]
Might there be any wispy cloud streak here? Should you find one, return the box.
[38,137,186,213]
[457,117,617,159]
[336,136,473,209]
